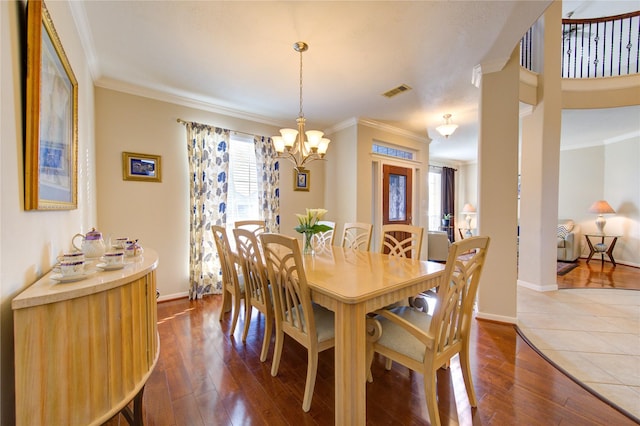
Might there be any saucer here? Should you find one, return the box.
[96,262,126,271]
[51,270,97,283]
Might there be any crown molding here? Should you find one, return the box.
[471,57,510,88]
[95,78,285,128]
[331,118,430,144]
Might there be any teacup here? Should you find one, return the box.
[57,252,85,263]
[59,260,86,277]
[112,237,128,249]
[102,251,125,266]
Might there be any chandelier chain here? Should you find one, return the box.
[299,47,304,118]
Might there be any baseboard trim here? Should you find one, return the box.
[158,291,189,302]
[475,311,517,324]
[517,279,558,292]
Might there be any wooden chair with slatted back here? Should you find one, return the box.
[234,219,267,235]
[311,220,335,251]
[233,228,273,362]
[379,224,424,259]
[260,233,335,412]
[366,236,490,426]
[212,225,247,336]
[341,222,373,251]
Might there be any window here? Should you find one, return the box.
[372,143,414,160]
[227,135,260,228]
[428,168,442,231]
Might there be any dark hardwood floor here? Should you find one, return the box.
[557,259,640,290]
[105,260,640,425]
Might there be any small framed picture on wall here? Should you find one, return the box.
[122,152,162,182]
[294,168,310,191]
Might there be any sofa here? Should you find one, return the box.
[427,230,451,262]
[557,219,581,262]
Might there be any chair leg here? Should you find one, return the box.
[459,344,478,406]
[302,349,319,412]
[230,294,241,336]
[219,288,229,322]
[241,304,253,343]
[424,370,441,426]
[385,357,392,370]
[270,329,284,377]
[365,343,374,383]
[259,312,273,362]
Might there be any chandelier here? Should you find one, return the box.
[272,42,330,171]
[436,113,458,138]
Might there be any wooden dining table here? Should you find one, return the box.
[299,245,445,425]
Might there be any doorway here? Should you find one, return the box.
[382,164,413,256]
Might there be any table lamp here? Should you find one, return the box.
[588,200,615,234]
[462,203,476,237]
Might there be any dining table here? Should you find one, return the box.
[299,245,445,425]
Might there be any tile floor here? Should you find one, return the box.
[517,287,640,421]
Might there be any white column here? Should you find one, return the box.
[475,47,521,323]
[518,0,562,292]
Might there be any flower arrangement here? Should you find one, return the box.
[294,208,332,234]
[295,208,332,255]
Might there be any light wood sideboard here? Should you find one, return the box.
[12,250,159,426]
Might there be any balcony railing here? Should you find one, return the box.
[521,11,640,78]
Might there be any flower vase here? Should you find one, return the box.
[303,231,315,256]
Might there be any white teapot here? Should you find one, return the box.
[72,227,106,259]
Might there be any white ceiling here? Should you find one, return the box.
[70,1,639,163]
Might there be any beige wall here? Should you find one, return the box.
[95,87,326,299]
[1,1,96,423]
[559,139,640,266]
[323,120,430,254]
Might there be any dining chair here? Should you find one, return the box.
[234,219,267,235]
[260,233,335,412]
[379,224,424,259]
[233,228,273,362]
[341,222,373,251]
[311,220,335,248]
[366,236,490,426]
[212,225,247,337]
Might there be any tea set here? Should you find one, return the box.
[52,227,144,283]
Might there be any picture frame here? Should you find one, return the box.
[122,152,162,182]
[293,168,310,192]
[25,0,78,210]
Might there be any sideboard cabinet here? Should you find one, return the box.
[12,250,159,425]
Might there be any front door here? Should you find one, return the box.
[382,164,412,226]
[382,165,413,256]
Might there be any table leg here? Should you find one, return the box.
[585,235,596,264]
[120,385,145,425]
[606,237,618,267]
[333,301,367,425]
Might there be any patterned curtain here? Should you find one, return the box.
[185,122,230,300]
[254,136,280,233]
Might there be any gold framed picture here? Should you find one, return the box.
[25,0,78,210]
[293,168,310,191]
[122,152,162,182]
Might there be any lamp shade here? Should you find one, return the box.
[588,200,615,214]
[462,203,476,213]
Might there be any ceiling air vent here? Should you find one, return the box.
[382,84,412,98]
